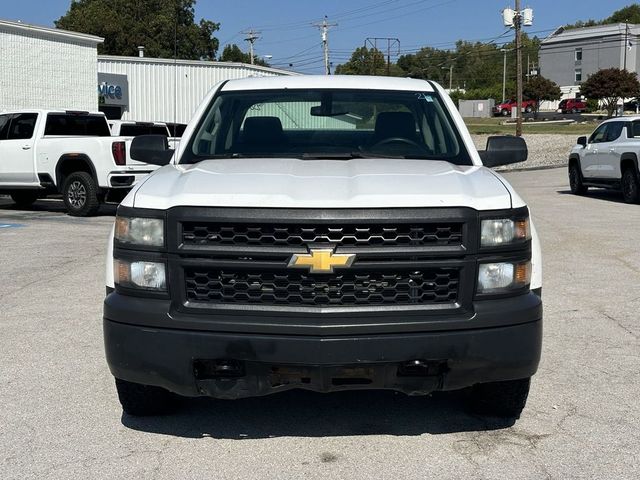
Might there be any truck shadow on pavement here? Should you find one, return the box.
[0,198,117,217]
[121,390,515,439]
[556,189,628,205]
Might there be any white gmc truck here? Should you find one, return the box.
[104,76,543,419]
[569,116,640,203]
[0,110,156,216]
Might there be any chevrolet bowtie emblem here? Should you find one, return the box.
[288,248,356,274]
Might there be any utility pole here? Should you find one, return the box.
[441,65,453,90]
[365,38,400,76]
[314,16,337,75]
[515,0,523,136]
[243,29,260,65]
[500,48,509,101]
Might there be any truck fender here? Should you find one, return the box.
[530,218,542,291]
[55,154,98,189]
[105,224,115,289]
[620,152,639,175]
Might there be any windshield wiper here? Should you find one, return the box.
[302,151,405,160]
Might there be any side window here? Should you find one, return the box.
[0,114,11,140]
[588,124,608,144]
[7,113,38,140]
[604,122,624,142]
[629,121,640,138]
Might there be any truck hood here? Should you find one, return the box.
[131,158,512,210]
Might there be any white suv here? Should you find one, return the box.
[569,117,640,203]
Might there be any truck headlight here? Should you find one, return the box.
[481,217,530,247]
[114,259,167,291]
[115,216,164,247]
[477,261,531,294]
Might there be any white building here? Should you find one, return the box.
[97,55,297,123]
[1,18,297,123]
[0,19,103,112]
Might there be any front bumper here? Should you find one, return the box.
[103,292,542,398]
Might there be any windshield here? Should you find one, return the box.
[183,88,471,165]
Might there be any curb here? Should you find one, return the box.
[497,163,566,173]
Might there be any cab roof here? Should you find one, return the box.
[220,75,436,92]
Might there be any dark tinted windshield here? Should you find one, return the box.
[184,89,471,165]
[120,124,169,137]
[44,114,110,136]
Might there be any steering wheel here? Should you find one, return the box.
[371,137,422,149]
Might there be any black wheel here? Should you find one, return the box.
[621,167,640,204]
[525,105,533,113]
[10,191,39,207]
[568,162,587,195]
[571,108,577,114]
[62,171,100,217]
[469,377,531,418]
[115,378,181,416]
[501,109,510,117]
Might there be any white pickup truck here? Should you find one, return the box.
[108,120,180,150]
[0,110,156,216]
[104,76,542,419]
[569,116,640,203]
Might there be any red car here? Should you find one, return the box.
[558,98,587,114]
[493,99,537,116]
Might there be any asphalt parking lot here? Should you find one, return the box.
[1,167,639,479]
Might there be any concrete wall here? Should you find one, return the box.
[97,56,297,123]
[0,23,100,112]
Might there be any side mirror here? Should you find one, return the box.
[577,136,587,147]
[130,135,174,166]
[479,135,528,168]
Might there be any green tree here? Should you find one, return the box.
[580,68,640,117]
[335,47,386,75]
[566,4,640,29]
[219,44,269,66]
[55,0,220,60]
[523,76,562,118]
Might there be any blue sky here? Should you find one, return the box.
[2,0,634,72]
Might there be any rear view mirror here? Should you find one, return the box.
[577,136,587,147]
[310,105,349,117]
[479,135,528,168]
[130,135,174,166]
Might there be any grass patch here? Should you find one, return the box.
[464,117,599,135]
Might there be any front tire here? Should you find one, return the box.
[469,378,531,418]
[62,171,100,217]
[115,378,181,416]
[10,191,39,207]
[525,106,533,114]
[569,162,587,195]
[621,167,640,204]
[501,109,510,117]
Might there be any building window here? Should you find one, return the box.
[575,68,582,83]
[575,48,583,62]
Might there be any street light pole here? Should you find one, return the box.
[441,65,453,91]
[501,48,508,101]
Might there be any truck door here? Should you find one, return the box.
[0,113,39,186]
[581,123,609,178]
[599,121,625,179]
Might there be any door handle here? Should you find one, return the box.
[22,145,31,150]
[609,148,616,153]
